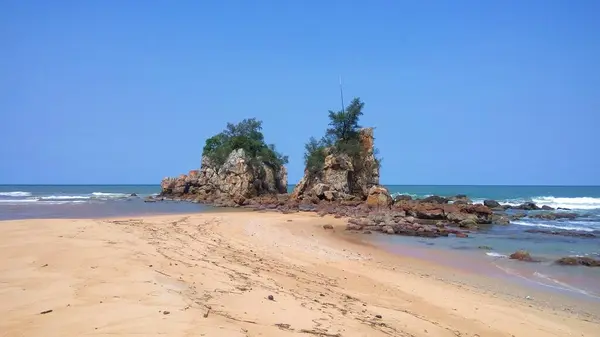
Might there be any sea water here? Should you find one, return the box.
[1,184,599,299]
[377,185,600,301]
[0,185,211,220]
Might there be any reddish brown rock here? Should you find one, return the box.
[509,250,537,262]
[365,185,393,208]
[555,256,600,267]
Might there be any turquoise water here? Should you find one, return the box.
[1,184,599,299]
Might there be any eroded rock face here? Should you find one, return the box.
[291,128,379,201]
[160,149,287,205]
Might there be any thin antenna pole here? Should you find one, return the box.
[339,75,345,112]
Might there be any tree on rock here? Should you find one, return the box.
[304,98,380,175]
[202,118,288,170]
[293,98,382,201]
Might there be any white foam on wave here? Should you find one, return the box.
[0,191,32,197]
[39,195,91,200]
[486,252,508,258]
[91,192,130,198]
[531,196,600,210]
[511,220,596,232]
[0,199,38,203]
[532,272,598,298]
[0,199,87,205]
[389,192,423,199]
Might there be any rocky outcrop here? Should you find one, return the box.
[393,201,493,225]
[529,212,578,220]
[291,128,379,201]
[160,149,287,205]
[524,229,597,238]
[555,256,600,267]
[344,211,468,238]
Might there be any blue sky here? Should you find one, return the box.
[1,1,599,185]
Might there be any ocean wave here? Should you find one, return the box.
[0,199,87,205]
[39,195,91,200]
[392,193,600,210]
[91,192,130,198]
[485,252,507,258]
[389,192,424,199]
[0,191,32,197]
[511,220,596,232]
[0,199,38,203]
[532,272,597,298]
[531,196,600,210]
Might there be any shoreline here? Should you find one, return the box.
[1,210,599,336]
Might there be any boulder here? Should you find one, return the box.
[291,128,379,201]
[365,185,393,208]
[419,196,449,204]
[483,200,501,208]
[491,214,510,225]
[509,250,537,262]
[382,225,395,234]
[512,202,539,211]
[529,212,578,220]
[393,194,413,202]
[555,256,600,267]
[459,218,478,229]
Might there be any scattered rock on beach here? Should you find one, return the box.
[509,250,538,262]
[322,224,334,230]
[268,295,274,301]
[555,256,600,267]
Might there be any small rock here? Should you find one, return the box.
[322,224,334,230]
[375,314,382,319]
[268,295,274,301]
[163,310,170,315]
[40,309,53,315]
[509,250,538,262]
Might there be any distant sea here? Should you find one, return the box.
[1,184,599,300]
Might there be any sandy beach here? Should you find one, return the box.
[1,211,599,337]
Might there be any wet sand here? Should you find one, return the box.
[1,211,599,336]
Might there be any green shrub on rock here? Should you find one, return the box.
[202,118,288,170]
[303,98,381,175]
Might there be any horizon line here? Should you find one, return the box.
[1,183,599,187]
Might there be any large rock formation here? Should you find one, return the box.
[291,128,380,201]
[160,149,287,205]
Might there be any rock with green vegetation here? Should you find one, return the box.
[291,98,382,201]
[160,119,288,205]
